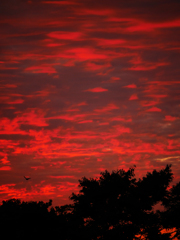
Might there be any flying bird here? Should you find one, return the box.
[24,176,31,180]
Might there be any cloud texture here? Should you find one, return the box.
[0,0,180,206]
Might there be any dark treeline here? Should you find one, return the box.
[0,165,180,240]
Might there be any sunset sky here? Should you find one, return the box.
[0,0,180,207]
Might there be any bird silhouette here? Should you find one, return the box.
[24,176,31,180]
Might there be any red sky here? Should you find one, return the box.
[0,0,180,207]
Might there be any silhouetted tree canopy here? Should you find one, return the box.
[0,164,179,240]
[68,165,173,240]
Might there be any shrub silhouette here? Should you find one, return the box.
[0,164,179,240]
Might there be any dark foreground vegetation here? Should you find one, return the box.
[0,165,180,239]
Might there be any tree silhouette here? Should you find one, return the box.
[1,164,180,240]
[0,198,57,239]
[161,181,180,239]
[68,165,173,240]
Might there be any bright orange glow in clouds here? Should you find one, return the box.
[0,0,180,207]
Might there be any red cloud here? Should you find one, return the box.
[25,65,57,74]
[146,107,162,112]
[111,117,132,122]
[47,31,83,40]
[0,118,26,135]
[124,84,137,88]
[98,122,109,125]
[129,62,169,71]
[140,100,159,107]
[17,110,49,127]
[128,56,169,71]
[77,102,87,106]
[85,87,108,92]
[46,43,64,47]
[165,115,178,121]
[96,38,126,46]
[127,19,180,32]
[0,166,11,171]
[94,103,119,113]
[64,48,108,61]
[110,77,120,82]
[78,120,93,124]
[1,0,180,207]
[107,17,135,23]
[147,94,167,98]
[47,113,86,121]
[77,9,113,16]
[0,154,10,164]
[86,62,111,71]
[4,84,17,88]
[31,166,45,170]
[129,94,138,100]
[7,99,24,104]
[50,175,75,179]
[42,1,75,5]
[115,126,131,134]
[0,184,16,195]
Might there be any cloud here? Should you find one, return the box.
[6,99,24,104]
[111,117,132,122]
[0,154,10,164]
[109,77,120,82]
[78,120,93,123]
[146,107,162,112]
[84,87,108,92]
[85,62,111,71]
[156,156,180,162]
[95,38,126,46]
[94,103,119,113]
[77,8,113,16]
[124,84,137,88]
[129,94,138,100]
[64,48,108,61]
[16,110,49,127]
[42,1,76,5]
[0,0,180,207]
[0,166,11,171]
[50,175,75,179]
[47,113,87,121]
[126,19,180,32]
[25,65,57,74]
[128,56,169,71]
[165,116,178,121]
[47,31,84,40]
